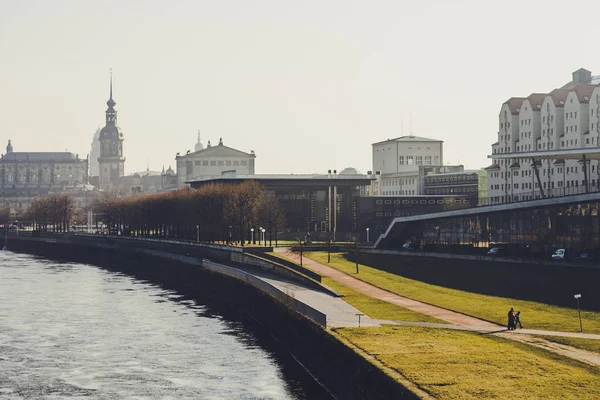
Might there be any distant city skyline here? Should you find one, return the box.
[1,0,599,176]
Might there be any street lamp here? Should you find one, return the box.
[250,228,254,244]
[366,227,370,243]
[575,294,583,332]
[196,225,200,242]
[261,228,266,246]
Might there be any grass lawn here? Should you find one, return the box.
[541,336,600,355]
[322,277,446,324]
[334,325,600,399]
[307,252,600,334]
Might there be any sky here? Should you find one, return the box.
[1,0,599,175]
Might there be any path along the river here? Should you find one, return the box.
[273,249,600,368]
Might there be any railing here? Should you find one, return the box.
[476,180,600,208]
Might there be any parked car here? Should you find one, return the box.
[402,243,416,251]
[551,248,566,260]
[486,247,505,256]
[574,252,593,261]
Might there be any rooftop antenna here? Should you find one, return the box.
[401,116,404,135]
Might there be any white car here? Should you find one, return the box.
[551,249,566,260]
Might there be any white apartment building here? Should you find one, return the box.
[371,135,444,196]
[488,68,600,203]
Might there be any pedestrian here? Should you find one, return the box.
[515,311,523,329]
[507,307,515,330]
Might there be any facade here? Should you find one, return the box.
[117,167,178,194]
[488,68,600,203]
[371,135,444,196]
[357,195,475,241]
[0,140,93,216]
[97,75,125,190]
[423,170,481,198]
[188,172,372,239]
[175,137,255,188]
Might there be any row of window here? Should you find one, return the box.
[374,198,471,206]
[193,160,248,167]
[426,174,478,183]
[492,178,596,192]
[382,190,415,196]
[398,155,438,166]
[383,178,416,186]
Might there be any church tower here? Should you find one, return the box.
[98,71,125,190]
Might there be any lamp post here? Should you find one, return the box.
[196,225,200,242]
[261,228,266,246]
[250,228,254,244]
[366,227,370,243]
[575,294,583,332]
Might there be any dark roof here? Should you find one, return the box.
[372,135,443,146]
[484,164,500,170]
[0,152,81,162]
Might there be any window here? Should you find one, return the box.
[407,156,414,165]
[195,161,201,166]
[425,155,432,165]
[241,161,248,166]
[399,156,404,165]
[416,156,423,165]
[218,160,224,166]
[210,160,216,166]
[202,160,209,166]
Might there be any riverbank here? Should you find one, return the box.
[5,236,418,400]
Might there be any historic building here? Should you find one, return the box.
[0,140,92,216]
[117,166,178,194]
[488,68,600,203]
[371,135,445,196]
[97,75,125,190]
[175,135,255,188]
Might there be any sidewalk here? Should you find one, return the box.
[276,250,600,366]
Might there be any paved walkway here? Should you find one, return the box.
[275,250,600,367]
[201,258,379,328]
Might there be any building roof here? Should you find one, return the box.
[484,164,500,170]
[547,88,570,107]
[570,84,596,103]
[372,135,443,146]
[338,167,362,175]
[525,93,547,111]
[176,142,255,159]
[0,152,82,162]
[502,97,526,115]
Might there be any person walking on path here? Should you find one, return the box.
[508,307,516,330]
[515,311,523,329]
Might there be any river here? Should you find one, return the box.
[0,251,323,399]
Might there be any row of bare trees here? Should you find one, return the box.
[93,181,285,245]
[26,194,76,232]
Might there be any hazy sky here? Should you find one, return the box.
[1,0,599,175]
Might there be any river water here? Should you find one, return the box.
[0,251,318,399]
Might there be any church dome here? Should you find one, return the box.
[99,125,123,140]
